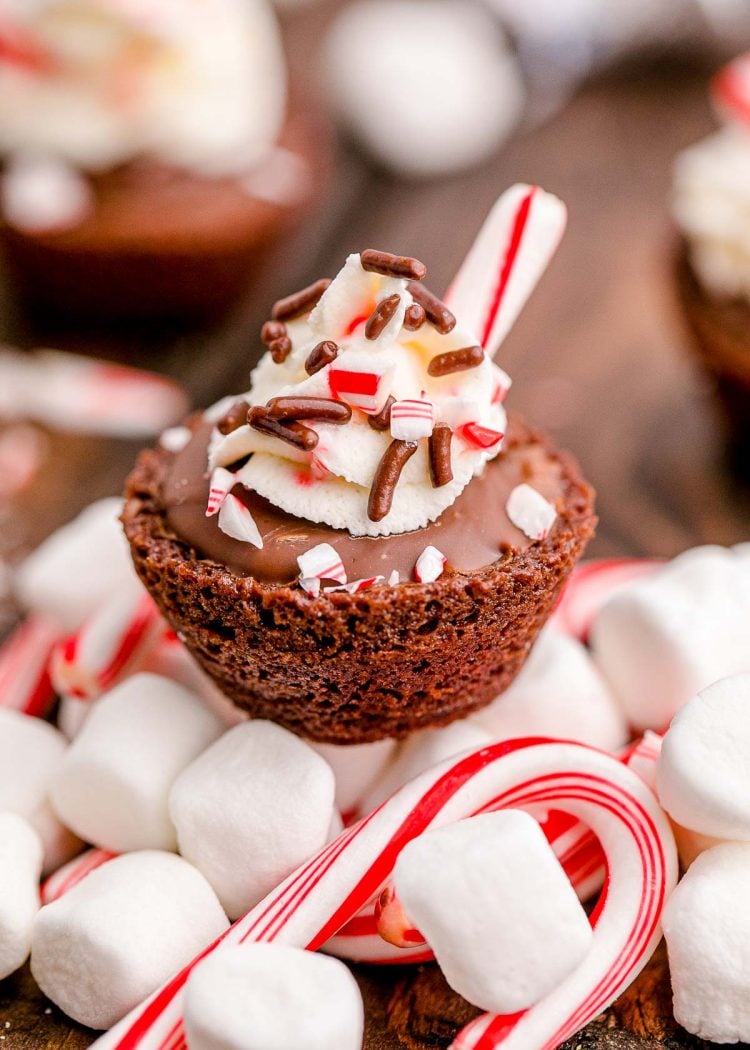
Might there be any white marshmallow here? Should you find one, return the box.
[184,944,364,1050]
[0,813,43,979]
[169,721,336,918]
[590,545,750,730]
[31,850,228,1030]
[57,695,90,741]
[361,720,492,814]
[472,627,628,751]
[0,709,81,874]
[14,498,137,632]
[310,738,397,816]
[663,842,750,1043]
[394,811,593,1013]
[324,0,523,179]
[51,673,224,852]
[657,673,750,842]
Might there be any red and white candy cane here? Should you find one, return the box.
[94,739,676,1050]
[323,738,662,965]
[0,614,60,718]
[550,558,663,643]
[41,848,118,906]
[51,591,165,702]
[444,184,567,358]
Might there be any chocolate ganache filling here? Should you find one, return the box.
[163,415,567,585]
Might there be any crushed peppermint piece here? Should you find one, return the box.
[388,570,400,586]
[414,546,447,583]
[389,398,434,442]
[325,575,384,594]
[328,353,395,414]
[506,483,556,541]
[297,543,347,584]
[206,467,236,517]
[217,494,263,548]
[159,426,191,453]
[299,577,322,597]
[457,421,504,450]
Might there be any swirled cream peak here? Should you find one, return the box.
[673,54,750,303]
[207,253,511,538]
[0,0,286,176]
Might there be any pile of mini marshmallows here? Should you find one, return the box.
[1,499,750,1047]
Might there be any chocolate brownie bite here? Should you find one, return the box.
[123,186,596,742]
[0,0,321,321]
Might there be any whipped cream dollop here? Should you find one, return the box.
[673,55,750,303]
[0,0,286,177]
[207,253,511,538]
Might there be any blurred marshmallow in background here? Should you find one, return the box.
[324,0,524,179]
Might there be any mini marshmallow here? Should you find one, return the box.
[183,944,364,1050]
[31,850,229,1030]
[471,627,628,751]
[657,673,750,842]
[325,0,524,179]
[362,720,492,814]
[663,842,750,1043]
[310,738,398,816]
[590,545,750,730]
[0,709,81,874]
[169,721,336,918]
[51,673,224,852]
[394,811,593,1013]
[0,813,43,980]
[14,498,137,632]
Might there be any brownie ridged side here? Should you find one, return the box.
[122,421,596,744]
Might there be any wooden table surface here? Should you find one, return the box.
[0,7,748,1046]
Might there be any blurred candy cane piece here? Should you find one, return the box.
[0,349,188,439]
[0,18,55,74]
[2,156,92,235]
[51,591,165,702]
[95,739,676,1050]
[41,848,118,906]
[444,184,567,357]
[0,614,59,718]
[712,52,750,126]
[551,558,663,643]
[0,424,46,499]
[205,468,235,518]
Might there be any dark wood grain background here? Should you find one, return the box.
[0,3,748,1046]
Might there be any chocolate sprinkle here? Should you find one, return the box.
[305,340,339,376]
[367,395,395,432]
[271,278,331,322]
[403,303,426,331]
[269,336,292,364]
[429,424,453,487]
[407,282,456,334]
[361,250,427,281]
[261,319,286,345]
[248,406,319,451]
[427,345,484,377]
[216,400,250,436]
[367,439,418,521]
[266,397,352,424]
[365,294,401,341]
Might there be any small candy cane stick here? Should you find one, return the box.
[0,614,60,718]
[550,558,663,643]
[41,848,118,906]
[50,591,165,702]
[444,185,567,358]
[94,739,676,1050]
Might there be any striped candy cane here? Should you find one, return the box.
[41,849,119,906]
[0,614,60,717]
[324,736,662,965]
[94,738,676,1050]
[550,558,663,643]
